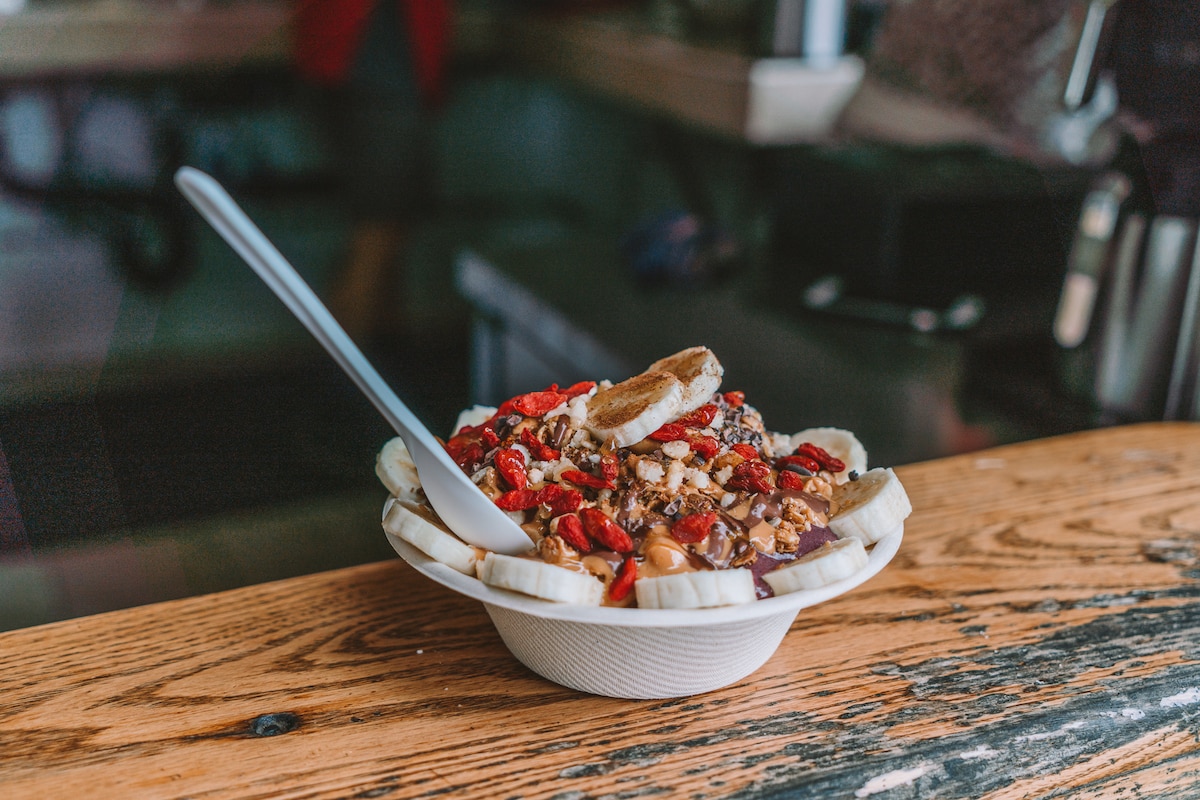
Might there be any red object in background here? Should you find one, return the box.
[292,0,452,107]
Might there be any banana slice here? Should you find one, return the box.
[762,537,868,595]
[383,496,480,575]
[829,467,912,545]
[376,436,422,500]
[585,370,684,447]
[634,568,756,609]
[791,427,869,484]
[647,346,724,415]
[478,552,604,605]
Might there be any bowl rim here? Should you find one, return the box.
[384,499,903,627]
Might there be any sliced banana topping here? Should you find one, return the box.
[762,537,868,595]
[383,496,479,576]
[634,568,756,609]
[585,370,685,447]
[791,427,869,484]
[478,552,605,605]
[828,467,911,545]
[376,436,422,501]
[647,345,724,415]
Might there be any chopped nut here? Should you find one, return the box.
[730,538,757,567]
[713,452,742,472]
[635,458,666,484]
[538,533,576,563]
[774,520,801,553]
[665,460,687,491]
[661,440,691,460]
[805,474,833,500]
[781,497,817,530]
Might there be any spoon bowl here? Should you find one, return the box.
[174,166,533,555]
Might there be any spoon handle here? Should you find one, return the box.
[173,166,440,456]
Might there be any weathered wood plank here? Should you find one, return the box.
[2,422,1200,798]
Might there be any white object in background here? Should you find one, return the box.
[0,89,62,186]
[0,217,121,374]
[73,92,158,188]
[803,0,847,67]
[744,55,863,144]
[0,0,25,16]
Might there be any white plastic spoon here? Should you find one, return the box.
[174,166,533,555]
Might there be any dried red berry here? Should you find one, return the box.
[537,484,583,515]
[794,442,846,473]
[672,511,717,544]
[600,454,619,486]
[561,470,610,490]
[777,470,807,491]
[444,434,471,459]
[688,435,721,461]
[649,423,688,442]
[494,448,527,489]
[495,489,541,511]
[480,426,501,449]
[677,403,718,428]
[555,513,591,552]
[726,460,773,495]
[446,440,485,472]
[520,428,560,461]
[722,390,745,407]
[509,391,567,417]
[776,454,821,474]
[608,555,637,602]
[562,381,597,398]
[579,507,633,553]
[731,443,761,461]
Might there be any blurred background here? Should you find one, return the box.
[1,0,1196,629]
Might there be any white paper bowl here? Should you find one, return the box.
[384,500,903,699]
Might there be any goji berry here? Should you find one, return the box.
[446,440,485,472]
[555,513,591,552]
[777,470,807,490]
[726,460,773,495]
[723,390,745,407]
[600,454,619,487]
[776,454,820,474]
[794,442,846,473]
[731,443,761,461]
[677,403,718,428]
[649,423,688,442]
[495,489,540,511]
[561,469,609,490]
[520,428,560,461]
[688,435,721,460]
[494,448,527,489]
[579,507,633,552]
[480,426,501,449]
[562,380,597,398]
[510,391,567,417]
[608,555,637,602]
[672,511,717,544]
[444,434,471,460]
[538,484,583,515]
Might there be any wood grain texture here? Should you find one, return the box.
[4,422,1200,799]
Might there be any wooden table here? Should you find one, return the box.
[4,422,1200,798]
